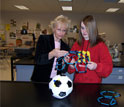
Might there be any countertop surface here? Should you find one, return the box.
[12,55,35,65]
[1,81,124,107]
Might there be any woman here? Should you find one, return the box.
[31,15,71,82]
[68,15,113,83]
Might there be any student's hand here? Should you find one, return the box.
[63,55,70,63]
[69,58,76,69]
[87,61,97,70]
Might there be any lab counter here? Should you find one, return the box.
[11,55,124,83]
[1,81,124,107]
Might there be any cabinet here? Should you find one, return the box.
[102,67,124,84]
[14,55,124,83]
[15,65,74,81]
[16,65,34,81]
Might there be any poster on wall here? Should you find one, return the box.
[0,34,5,42]
[5,24,10,31]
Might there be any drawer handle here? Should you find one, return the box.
[118,76,123,79]
[118,70,123,72]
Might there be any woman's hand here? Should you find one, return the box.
[49,48,68,59]
[87,61,97,70]
[55,50,68,58]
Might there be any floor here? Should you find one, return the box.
[0,56,16,81]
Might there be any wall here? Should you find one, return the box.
[1,11,124,49]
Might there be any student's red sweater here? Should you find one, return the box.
[68,40,113,83]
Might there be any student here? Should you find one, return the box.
[68,15,113,83]
[31,15,70,82]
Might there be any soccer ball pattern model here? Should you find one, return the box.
[49,75,73,99]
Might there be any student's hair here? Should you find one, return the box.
[49,15,71,32]
[77,15,103,47]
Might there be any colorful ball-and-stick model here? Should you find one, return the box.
[97,90,121,106]
[55,51,90,73]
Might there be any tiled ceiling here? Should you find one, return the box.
[1,0,124,14]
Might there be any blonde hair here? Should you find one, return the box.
[49,15,71,32]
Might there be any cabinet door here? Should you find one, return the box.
[16,65,34,81]
[112,68,124,74]
[102,74,124,84]
[102,68,124,84]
